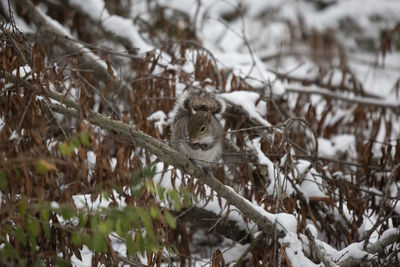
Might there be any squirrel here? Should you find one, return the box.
[170,89,225,167]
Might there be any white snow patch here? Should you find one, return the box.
[221,91,271,126]
[147,111,167,134]
[103,16,154,52]
[280,232,319,267]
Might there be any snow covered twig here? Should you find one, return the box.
[286,86,400,112]
[67,0,153,54]
[305,226,335,267]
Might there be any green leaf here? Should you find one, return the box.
[2,243,19,260]
[136,208,158,250]
[93,232,107,253]
[82,233,93,250]
[164,210,176,229]
[28,234,37,252]
[145,181,155,194]
[131,172,144,197]
[125,208,140,228]
[136,208,153,233]
[60,206,75,220]
[167,190,181,211]
[27,216,41,237]
[56,257,69,267]
[72,232,82,246]
[43,224,51,239]
[126,235,136,256]
[136,233,145,255]
[15,226,27,245]
[59,142,72,157]
[79,132,90,146]
[19,197,27,217]
[146,234,159,252]
[36,161,47,173]
[102,191,110,201]
[115,219,123,237]
[0,170,8,190]
[183,194,192,208]
[90,215,100,230]
[149,206,160,220]
[131,171,141,187]
[143,165,156,178]
[41,209,49,221]
[180,188,194,208]
[36,160,57,173]
[156,185,165,201]
[98,220,113,235]
[33,259,44,267]
[69,137,81,150]
[132,185,144,197]
[78,212,88,227]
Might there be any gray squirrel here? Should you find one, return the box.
[170,89,226,167]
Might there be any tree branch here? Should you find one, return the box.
[286,86,400,112]
[305,226,335,267]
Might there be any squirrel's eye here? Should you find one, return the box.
[200,126,206,132]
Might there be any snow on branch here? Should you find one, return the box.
[15,0,133,95]
[286,86,400,112]
[67,0,154,53]
[305,225,336,267]
[303,226,400,267]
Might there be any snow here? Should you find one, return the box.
[147,111,167,134]
[68,0,153,53]
[325,241,370,263]
[297,162,325,201]
[73,193,111,210]
[221,91,271,126]
[280,232,319,267]
[68,0,106,20]
[11,65,32,77]
[250,138,295,196]
[222,242,250,264]
[318,134,356,159]
[71,245,93,266]
[103,16,154,52]
[225,186,298,234]
[306,0,400,31]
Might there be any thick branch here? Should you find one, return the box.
[365,230,400,254]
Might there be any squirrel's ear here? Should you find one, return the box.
[205,111,211,120]
[184,98,194,115]
[184,98,190,110]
